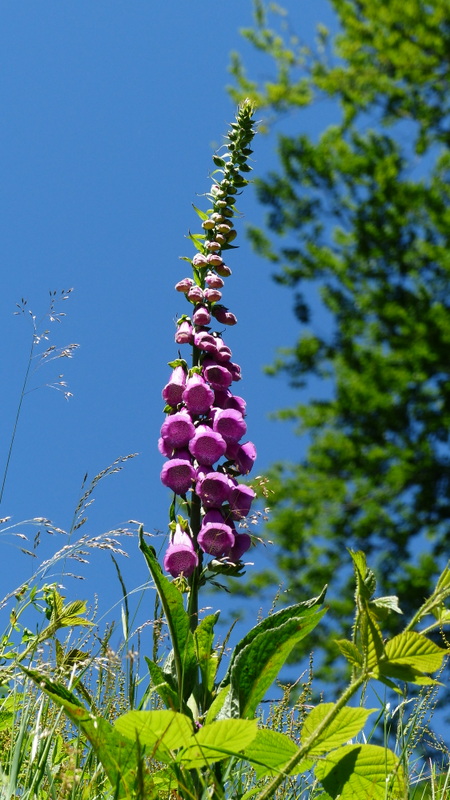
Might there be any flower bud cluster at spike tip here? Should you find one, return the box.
[160,101,257,579]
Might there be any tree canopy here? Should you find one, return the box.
[230,0,450,682]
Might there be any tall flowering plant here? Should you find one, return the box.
[21,102,450,800]
[159,100,257,626]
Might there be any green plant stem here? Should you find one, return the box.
[404,581,450,633]
[188,491,202,632]
[255,673,366,800]
[187,342,203,633]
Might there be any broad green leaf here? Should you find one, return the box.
[230,608,326,718]
[222,587,327,686]
[176,718,257,768]
[315,744,406,800]
[242,728,312,778]
[383,631,448,673]
[139,529,196,701]
[114,709,193,762]
[335,638,363,667]
[22,668,156,799]
[373,630,448,686]
[301,703,375,755]
[361,608,385,671]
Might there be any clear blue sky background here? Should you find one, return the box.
[0,2,337,646]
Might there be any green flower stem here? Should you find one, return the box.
[255,673,366,800]
[187,343,202,633]
[187,490,202,633]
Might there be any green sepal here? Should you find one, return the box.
[167,358,188,370]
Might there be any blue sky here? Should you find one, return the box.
[0,2,337,645]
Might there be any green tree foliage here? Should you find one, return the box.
[230,0,450,680]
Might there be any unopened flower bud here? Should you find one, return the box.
[205,271,224,289]
[214,263,232,278]
[206,253,224,268]
[187,285,204,303]
[204,288,222,303]
[175,278,194,293]
[202,219,215,230]
[192,253,208,268]
[212,305,237,325]
[206,241,221,252]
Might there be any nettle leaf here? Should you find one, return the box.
[360,607,385,671]
[369,595,403,616]
[114,709,193,762]
[385,631,447,672]
[301,704,376,755]
[176,718,257,768]
[335,639,363,667]
[243,728,311,778]
[139,530,196,701]
[229,608,326,718]
[315,744,406,800]
[376,631,448,685]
